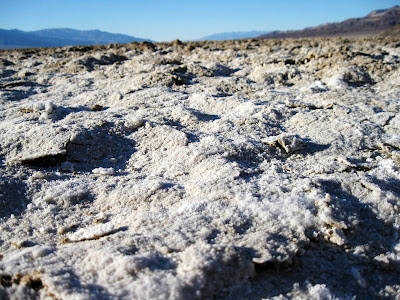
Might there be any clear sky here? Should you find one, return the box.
[0,0,398,41]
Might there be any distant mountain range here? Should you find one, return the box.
[258,5,400,39]
[199,31,269,41]
[1,6,399,49]
[0,28,149,49]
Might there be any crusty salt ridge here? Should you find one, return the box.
[0,37,399,299]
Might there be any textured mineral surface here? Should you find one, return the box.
[0,38,400,299]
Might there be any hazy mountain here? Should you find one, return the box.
[258,5,400,39]
[0,28,149,49]
[199,31,269,41]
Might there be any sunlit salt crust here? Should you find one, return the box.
[0,38,400,299]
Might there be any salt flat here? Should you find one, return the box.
[0,38,400,299]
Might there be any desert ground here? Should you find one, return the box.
[0,37,400,299]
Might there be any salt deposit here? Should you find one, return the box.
[0,38,399,299]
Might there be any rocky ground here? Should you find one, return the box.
[0,37,400,299]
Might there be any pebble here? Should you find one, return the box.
[92,167,115,175]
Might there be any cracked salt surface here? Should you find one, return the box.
[0,38,400,299]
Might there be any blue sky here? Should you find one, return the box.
[0,0,398,41]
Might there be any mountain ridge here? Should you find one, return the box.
[199,31,269,41]
[0,28,149,49]
[258,5,400,39]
